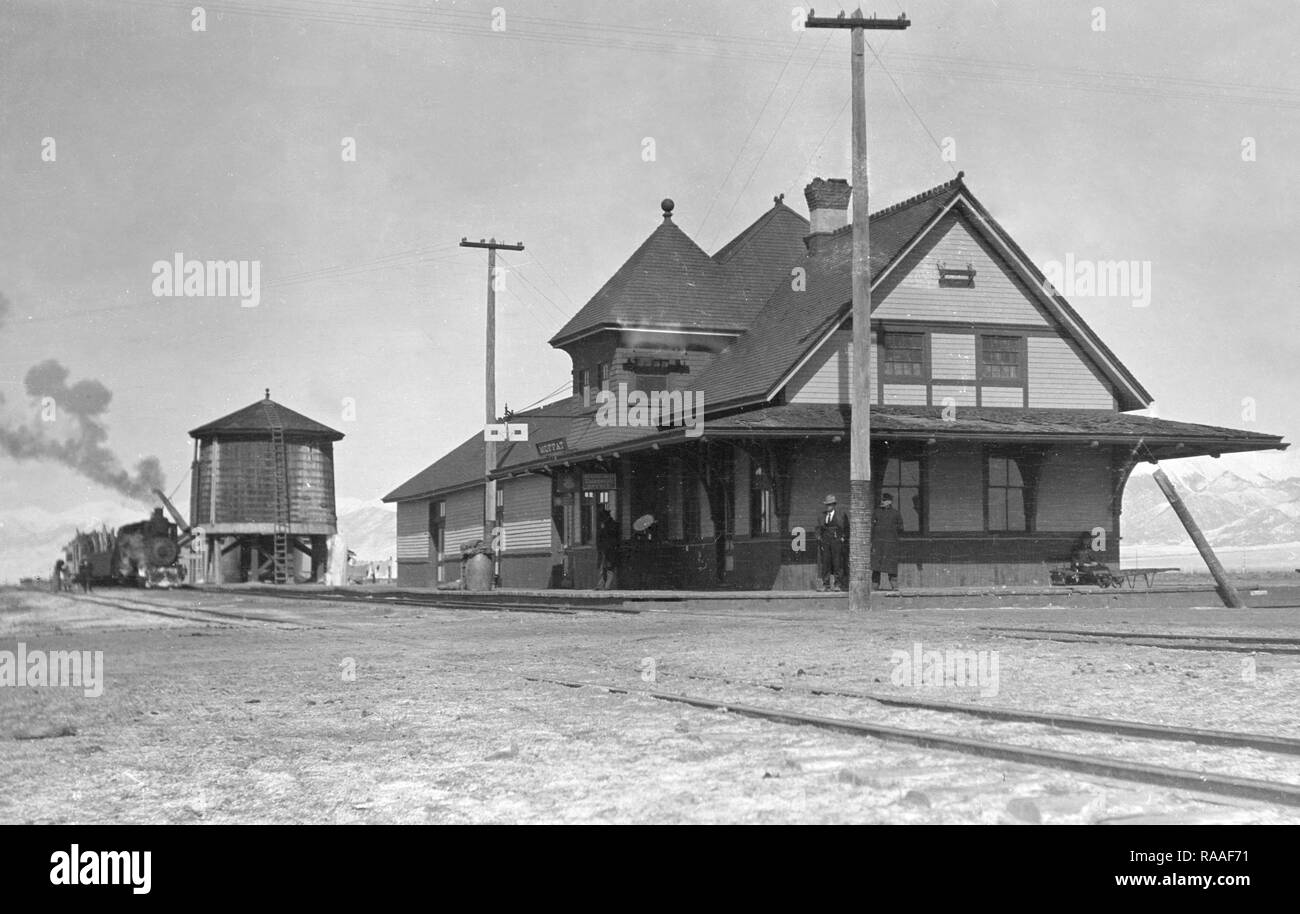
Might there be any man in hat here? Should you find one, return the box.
[871,492,905,590]
[816,494,849,591]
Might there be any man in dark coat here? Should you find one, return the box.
[595,508,620,590]
[816,494,849,591]
[871,492,905,590]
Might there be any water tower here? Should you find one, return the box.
[188,390,344,584]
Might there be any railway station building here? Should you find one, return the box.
[384,174,1286,590]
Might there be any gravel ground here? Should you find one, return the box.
[1,587,1298,824]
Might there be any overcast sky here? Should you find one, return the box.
[2,0,1298,523]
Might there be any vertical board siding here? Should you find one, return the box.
[1027,335,1115,408]
[786,330,879,405]
[500,474,553,552]
[931,384,976,407]
[443,487,483,554]
[930,333,975,380]
[875,213,1052,326]
[395,499,429,561]
[883,383,928,405]
[980,386,1025,407]
[1036,447,1113,533]
[928,444,985,531]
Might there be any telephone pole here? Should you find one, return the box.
[806,9,910,612]
[460,236,525,573]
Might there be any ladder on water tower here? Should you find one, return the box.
[264,402,291,584]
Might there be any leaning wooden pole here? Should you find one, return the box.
[1151,467,1244,608]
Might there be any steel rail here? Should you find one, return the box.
[982,626,1300,646]
[527,677,1300,807]
[673,672,1300,755]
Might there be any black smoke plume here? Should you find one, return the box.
[0,358,166,502]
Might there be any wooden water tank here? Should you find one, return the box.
[188,393,344,536]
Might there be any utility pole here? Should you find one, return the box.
[806,8,910,612]
[460,236,525,581]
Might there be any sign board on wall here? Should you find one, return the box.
[582,472,617,491]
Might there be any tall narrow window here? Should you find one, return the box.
[429,501,446,555]
[980,336,1022,381]
[594,361,608,392]
[880,456,922,532]
[987,455,1026,531]
[883,332,925,379]
[749,462,774,536]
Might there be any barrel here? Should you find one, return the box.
[464,554,494,591]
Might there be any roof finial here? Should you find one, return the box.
[661,198,675,220]
[265,388,270,400]
[774,192,785,206]
[956,170,965,182]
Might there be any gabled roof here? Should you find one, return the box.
[547,198,810,348]
[189,396,344,440]
[695,176,965,409]
[712,199,810,303]
[695,175,1154,412]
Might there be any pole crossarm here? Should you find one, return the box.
[805,10,910,29]
[459,238,525,251]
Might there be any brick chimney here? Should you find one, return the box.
[804,177,851,236]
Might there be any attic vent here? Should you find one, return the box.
[938,261,976,288]
[621,357,689,376]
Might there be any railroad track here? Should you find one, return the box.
[64,592,306,628]
[982,626,1300,654]
[225,587,643,616]
[527,676,1300,808]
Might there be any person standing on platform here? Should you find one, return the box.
[817,494,849,591]
[596,508,620,590]
[78,558,93,593]
[871,492,905,591]
[51,559,65,593]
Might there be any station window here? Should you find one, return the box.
[883,331,925,379]
[980,335,1023,382]
[880,456,922,532]
[987,455,1027,531]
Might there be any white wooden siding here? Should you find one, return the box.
[931,384,976,407]
[980,386,1025,407]
[787,329,879,405]
[500,474,553,552]
[444,488,484,553]
[395,500,428,560]
[930,333,975,380]
[1027,336,1115,409]
[1036,448,1113,533]
[874,213,1051,326]
[928,444,985,531]
[883,383,928,405]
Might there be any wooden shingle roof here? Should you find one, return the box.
[189,397,344,440]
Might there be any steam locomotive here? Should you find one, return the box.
[63,507,186,588]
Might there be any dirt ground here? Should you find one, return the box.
[1,586,1298,825]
